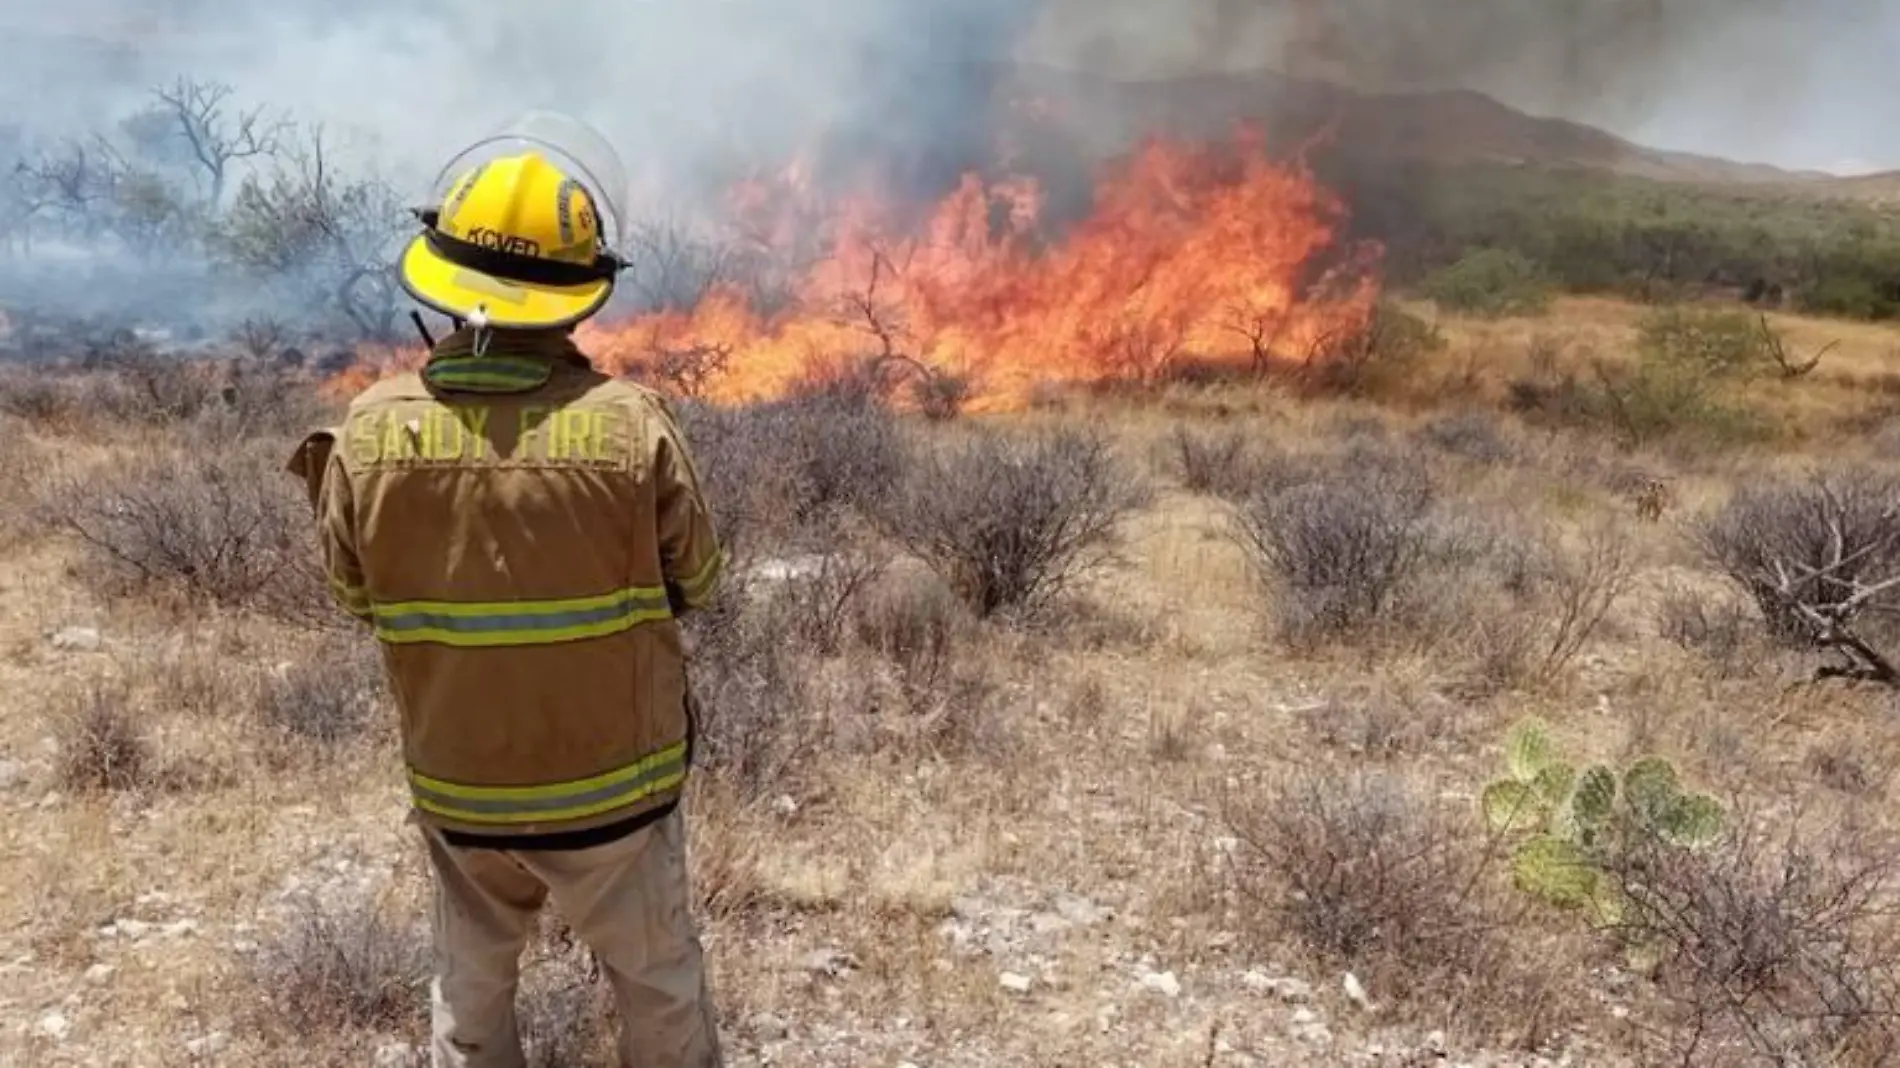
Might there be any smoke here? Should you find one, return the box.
[1,1,1053,206]
[0,0,1059,338]
[1022,0,1882,172]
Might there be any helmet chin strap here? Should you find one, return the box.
[468,304,493,358]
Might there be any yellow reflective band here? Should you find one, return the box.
[328,575,371,618]
[408,741,688,825]
[422,355,553,394]
[370,585,672,647]
[674,548,725,606]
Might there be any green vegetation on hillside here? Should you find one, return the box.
[1324,157,1900,320]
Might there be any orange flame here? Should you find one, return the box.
[342,127,1381,411]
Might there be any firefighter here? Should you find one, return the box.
[287,115,726,1068]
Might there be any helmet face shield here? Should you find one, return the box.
[400,111,632,331]
[423,111,631,259]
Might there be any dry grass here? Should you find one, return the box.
[2,297,1899,1066]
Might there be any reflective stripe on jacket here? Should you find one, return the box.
[289,328,724,839]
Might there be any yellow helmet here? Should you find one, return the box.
[398,150,625,331]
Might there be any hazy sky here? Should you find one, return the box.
[1,0,1894,184]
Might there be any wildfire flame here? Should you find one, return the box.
[337,127,1382,412]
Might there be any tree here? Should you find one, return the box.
[149,77,286,208]
[215,124,407,339]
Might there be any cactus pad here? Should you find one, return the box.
[1506,718,1556,782]
[1571,765,1617,829]
[1622,757,1682,820]
[1661,793,1725,848]
[1510,834,1597,908]
[1483,780,1550,834]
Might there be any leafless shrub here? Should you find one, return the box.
[0,370,80,424]
[1693,469,1900,682]
[876,426,1151,619]
[91,351,224,423]
[910,367,972,422]
[755,548,892,656]
[262,634,387,747]
[41,442,322,615]
[683,586,820,801]
[252,890,430,1036]
[1606,810,1900,1066]
[1163,424,1256,499]
[1804,739,1886,797]
[54,685,154,793]
[853,569,966,701]
[1417,410,1518,464]
[236,315,285,360]
[1233,450,1436,643]
[1656,583,1760,677]
[1297,689,1461,760]
[1226,767,1558,1039]
[0,414,42,540]
[674,394,903,563]
[1520,521,1635,685]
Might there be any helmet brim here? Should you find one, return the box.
[398,235,612,331]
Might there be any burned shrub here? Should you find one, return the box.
[41,441,321,615]
[1693,469,1900,678]
[1233,449,1437,642]
[876,426,1150,619]
[252,891,430,1036]
[54,685,154,794]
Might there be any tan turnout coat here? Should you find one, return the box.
[287,329,724,839]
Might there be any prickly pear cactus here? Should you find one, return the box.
[1479,718,1726,921]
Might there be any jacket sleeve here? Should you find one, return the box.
[649,402,725,614]
[290,429,372,625]
[318,448,372,624]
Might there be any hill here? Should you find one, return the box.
[999,64,1877,197]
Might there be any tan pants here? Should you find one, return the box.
[420,809,724,1068]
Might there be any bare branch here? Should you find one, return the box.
[152,77,287,206]
[1757,313,1835,380]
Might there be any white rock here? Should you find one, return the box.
[372,1042,414,1067]
[0,759,26,791]
[801,948,856,977]
[83,964,116,986]
[36,1012,70,1040]
[1137,970,1181,998]
[116,919,152,940]
[1271,977,1314,1004]
[185,1032,230,1057]
[162,920,199,939]
[1425,1030,1448,1054]
[50,627,101,653]
[1343,972,1373,1011]
[1291,1008,1318,1026]
[747,1012,789,1040]
[998,972,1033,994]
[1053,894,1110,926]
